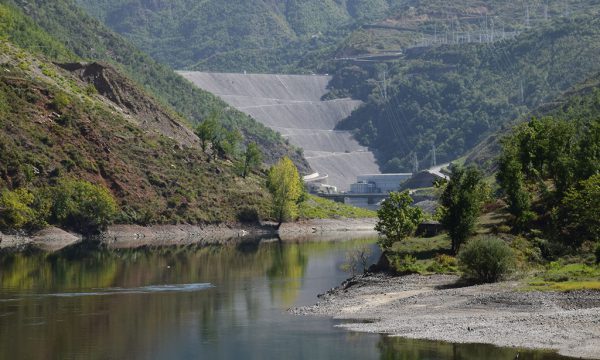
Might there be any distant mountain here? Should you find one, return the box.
[75,0,403,73]
[329,14,600,172]
[331,0,600,58]
[2,0,309,171]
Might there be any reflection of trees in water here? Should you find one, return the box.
[267,242,308,307]
[377,336,568,360]
[0,237,378,359]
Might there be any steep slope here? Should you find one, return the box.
[466,72,600,172]
[332,15,600,172]
[0,41,270,224]
[75,0,404,73]
[180,72,380,190]
[0,0,308,170]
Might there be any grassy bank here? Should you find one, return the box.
[298,195,376,220]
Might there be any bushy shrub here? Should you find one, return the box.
[390,254,421,275]
[0,188,35,230]
[50,179,118,233]
[595,243,600,264]
[458,236,515,283]
[427,254,458,274]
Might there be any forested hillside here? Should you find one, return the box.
[1,0,308,170]
[331,15,600,172]
[466,71,600,171]
[75,0,404,73]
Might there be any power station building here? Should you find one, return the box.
[350,173,413,194]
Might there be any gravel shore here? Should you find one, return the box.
[292,273,600,359]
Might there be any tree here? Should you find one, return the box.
[0,188,35,230]
[51,179,118,234]
[556,174,600,245]
[374,191,423,250]
[267,157,303,228]
[214,128,242,160]
[194,114,218,152]
[497,140,534,230]
[439,165,488,254]
[241,142,262,178]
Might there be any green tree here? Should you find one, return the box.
[0,188,35,230]
[51,179,118,234]
[556,174,600,244]
[267,157,303,228]
[497,140,534,230]
[214,128,242,160]
[439,165,488,254]
[241,142,262,178]
[194,113,218,151]
[374,191,423,250]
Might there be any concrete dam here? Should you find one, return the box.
[178,72,381,191]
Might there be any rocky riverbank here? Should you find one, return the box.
[0,218,377,252]
[292,273,600,359]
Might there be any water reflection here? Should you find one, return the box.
[378,337,571,360]
[0,236,575,359]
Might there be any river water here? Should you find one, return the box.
[0,235,573,359]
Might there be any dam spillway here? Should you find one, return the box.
[178,72,381,191]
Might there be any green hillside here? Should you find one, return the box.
[0,40,271,227]
[75,0,403,73]
[466,72,600,172]
[0,0,309,171]
[330,15,600,172]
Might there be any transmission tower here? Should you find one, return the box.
[413,153,419,173]
[377,69,388,101]
[431,144,437,168]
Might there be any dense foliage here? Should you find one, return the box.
[334,16,600,172]
[375,191,423,249]
[49,179,118,233]
[458,236,515,283]
[497,115,600,245]
[75,0,403,73]
[0,180,117,234]
[438,166,489,254]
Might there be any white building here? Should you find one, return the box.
[351,173,413,194]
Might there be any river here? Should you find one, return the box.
[0,235,573,359]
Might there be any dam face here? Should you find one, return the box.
[178,72,381,191]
